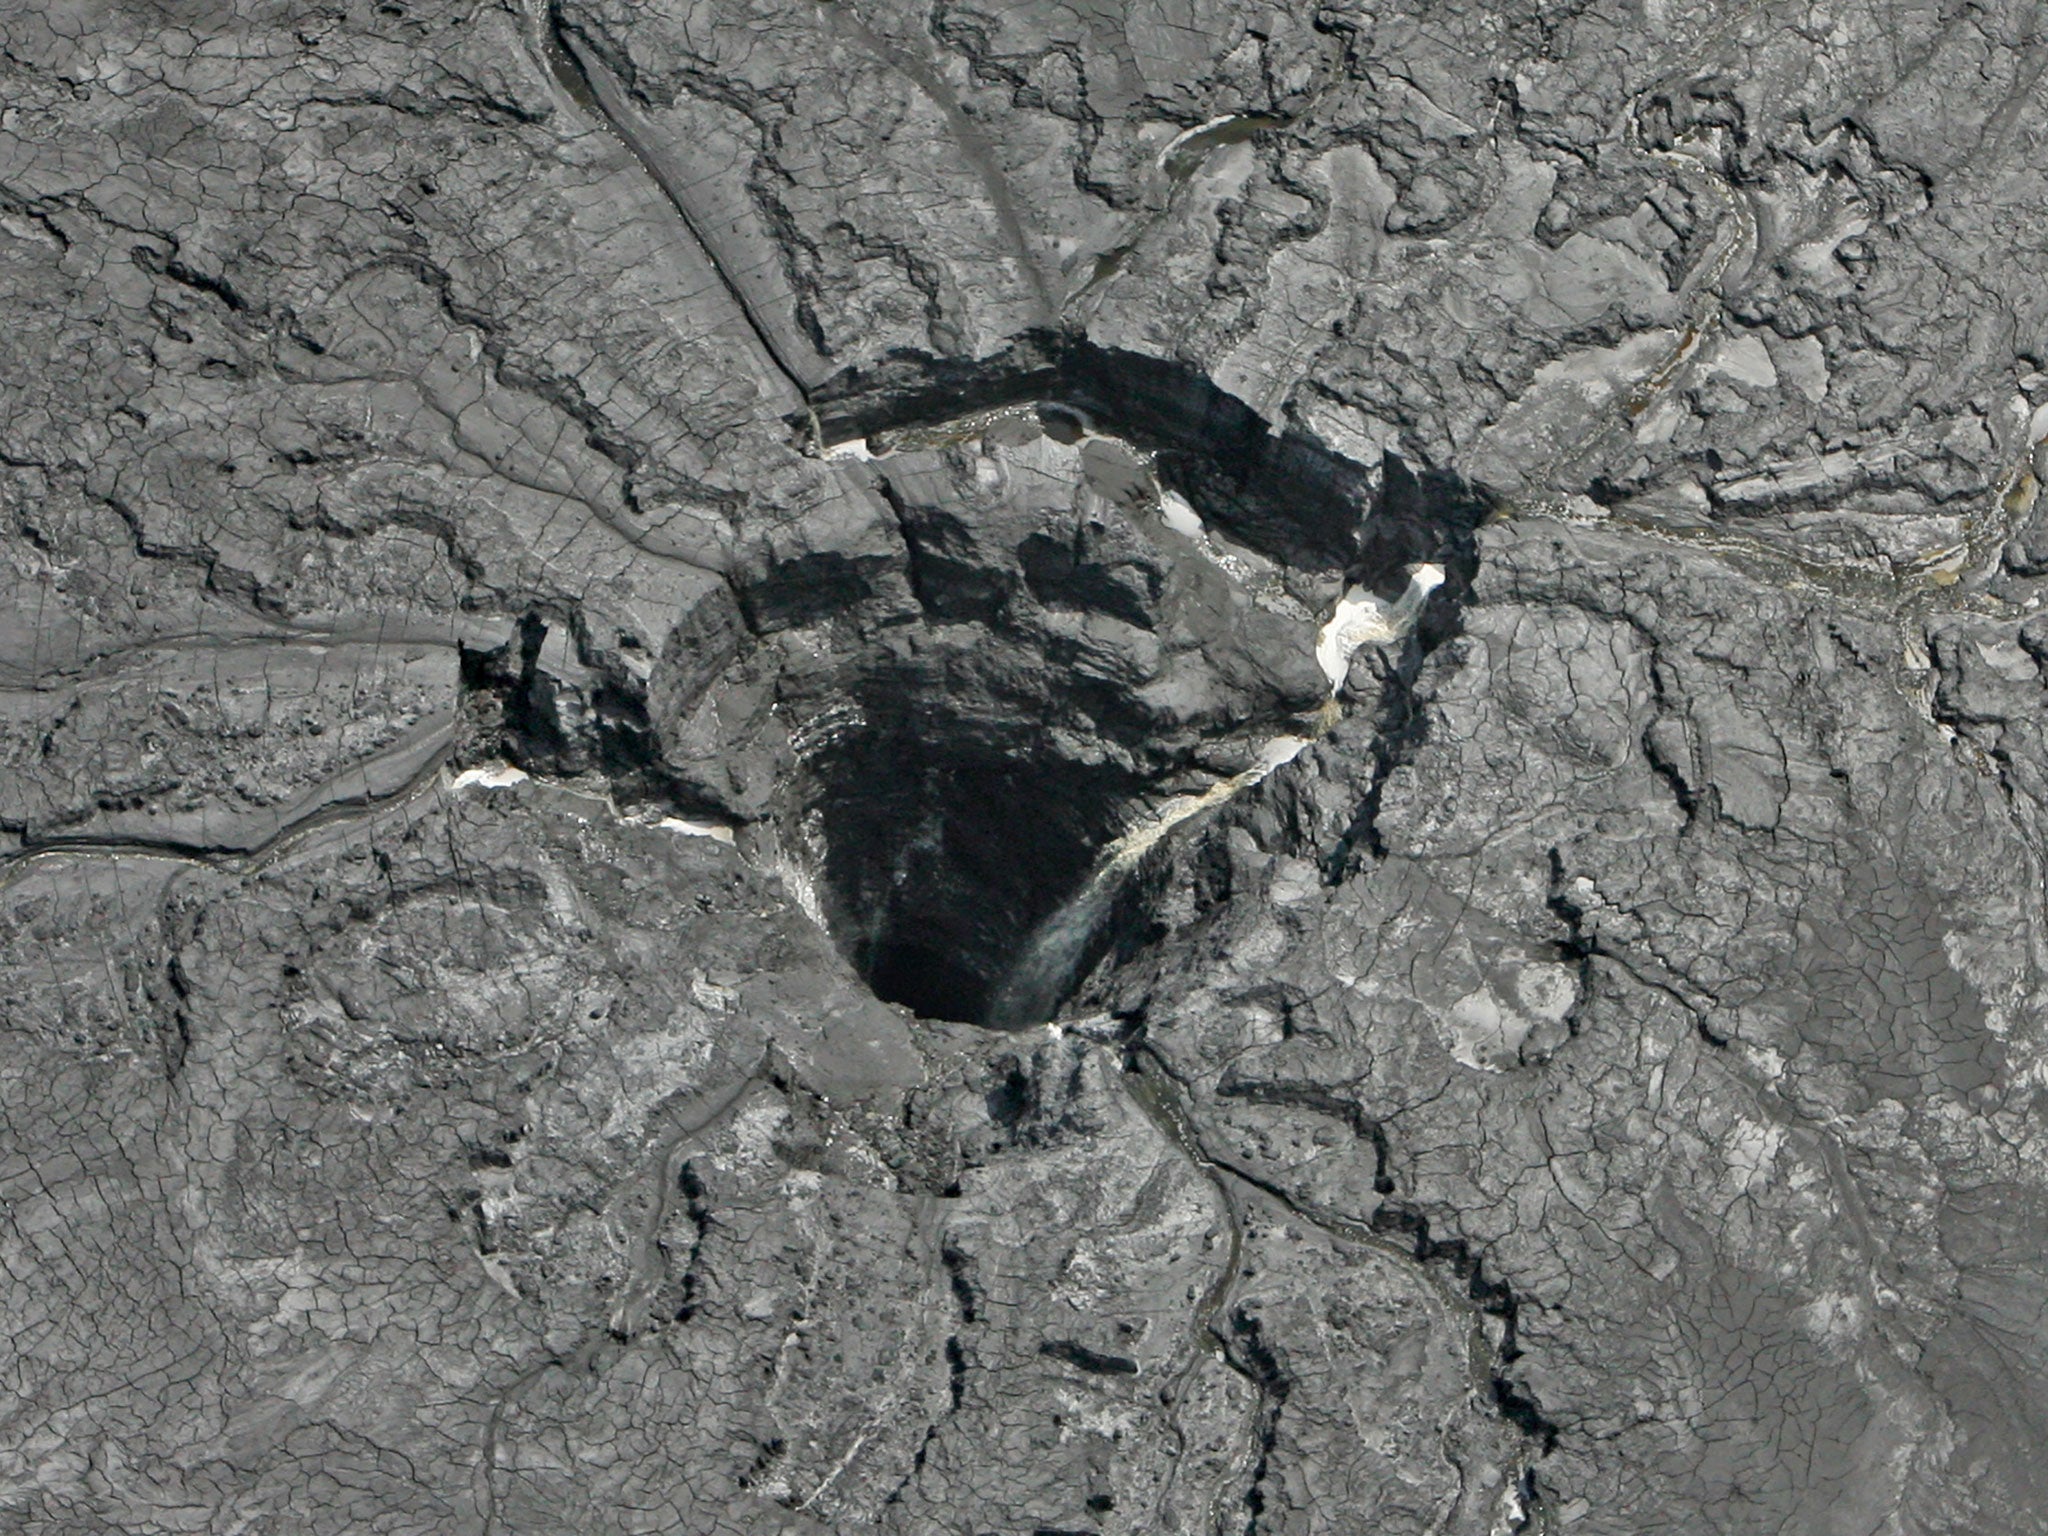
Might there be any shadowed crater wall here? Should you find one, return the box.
[769,355,1486,1025]
[810,333,1483,579]
[799,698,1142,1024]
[502,346,1489,1026]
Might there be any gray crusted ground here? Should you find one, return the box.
[5,0,2048,1532]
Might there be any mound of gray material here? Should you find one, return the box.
[5,0,2048,1531]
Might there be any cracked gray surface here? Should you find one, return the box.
[5,0,2048,1532]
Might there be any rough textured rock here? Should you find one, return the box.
[5,0,2048,1532]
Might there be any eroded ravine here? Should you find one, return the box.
[1118,1048,1552,1536]
[564,365,1541,1523]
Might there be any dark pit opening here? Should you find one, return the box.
[802,701,1141,1025]
[760,342,1492,1027]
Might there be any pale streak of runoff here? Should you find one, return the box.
[1316,563,1446,689]
[1002,561,1446,1031]
[448,763,736,843]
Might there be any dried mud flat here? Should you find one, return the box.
[6,1,2048,1532]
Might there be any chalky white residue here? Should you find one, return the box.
[449,762,738,844]
[1158,489,1205,539]
[1106,733,1316,868]
[773,855,828,930]
[984,731,1321,1028]
[1159,114,1244,164]
[1315,563,1445,688]
[656,816,737,845]
[448,763,531,791]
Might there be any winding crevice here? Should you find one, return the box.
[1366,1203,1561,1456]
[540,1,825,404]
[668,1161,712,1325]
[1224,1304,1292,1535]
[1216,1079,1396,1195]
[1125,1041,1563,1497]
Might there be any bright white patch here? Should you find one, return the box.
[821,437,874,461]
[730,1097,791,1167]
[1155,489,1265,587]
[1256,734,1313,773]
[1447,961,1577,1071]
[774,856,828,929]
[1492,1476,1528,1536]
[1159,114,1252,165]
[1316,591,1392,684]
[1090,732,1319,879]
[1158,490,1205,539]
[1448,989,1527,1071]
[1513,964,1578,1021]
[656,816,737,845]
[1706,333,1777,390]
[449,764,530,791]
[1315,564,1445,688]
[453,762,735,848]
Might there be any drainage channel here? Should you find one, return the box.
[1119,1045,1554,1536]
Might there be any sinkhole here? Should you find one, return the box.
[748,343,1487,1027]
[799,702,1147,1026]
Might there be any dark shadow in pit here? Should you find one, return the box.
[810,333,1396,574]
[800,690,1143,1026]
[794,338,1493,1027]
